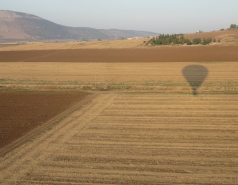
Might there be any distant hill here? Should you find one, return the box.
[0,10,158,42]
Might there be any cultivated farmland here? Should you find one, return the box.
[0,61,238,92]
[1,93,238,184]
[0,46,238,184]
[0,92,89,149]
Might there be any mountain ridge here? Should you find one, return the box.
[0,10,158,42]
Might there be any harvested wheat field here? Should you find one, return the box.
[0,61,238,93]
[0,38,149,51]
[0,47,238,92]
[0,93,238,184]
[0,46,238,184]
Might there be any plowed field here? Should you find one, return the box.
[0,47,238,62]
[0,92,88,148]
[1,93,237,184]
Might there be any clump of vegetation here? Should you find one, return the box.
[150,34,192,45]
[148,34,214,46]
[230,24,238,28]
[202,38,213,45]
[192,38,201,45]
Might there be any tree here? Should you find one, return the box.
[230,24,237,28]
[193,38,201,45]
[202,38,212,45]
[184,39,192,45]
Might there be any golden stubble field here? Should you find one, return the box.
[0,61,238,93]
[1,93,238,184]
[0,47,238,184]
[0,38,149,51]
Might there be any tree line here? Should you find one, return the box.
[148,34,218,46]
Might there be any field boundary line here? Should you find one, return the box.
[0,93,98,157]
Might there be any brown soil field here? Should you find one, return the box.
[1,93,237,184]
[0,46,238,63]
[0,91,88,149]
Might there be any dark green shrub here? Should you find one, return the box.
[193,38,201,45]
[202,38,212,45]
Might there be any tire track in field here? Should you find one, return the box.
[0,93,114,183]
[1,93,238,184]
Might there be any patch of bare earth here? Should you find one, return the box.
[0,91,89,148]
[0,47,238,62]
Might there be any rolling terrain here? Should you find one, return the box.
[0,10,158,42]
[0,29,237,51]
[185,28,238,46]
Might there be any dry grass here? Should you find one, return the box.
[185,29,238,45]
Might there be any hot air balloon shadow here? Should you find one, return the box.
[182,65,208,95]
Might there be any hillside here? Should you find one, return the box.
[0,10,158,42]
[185,29,238,46]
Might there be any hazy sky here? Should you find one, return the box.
[1,0,238,34]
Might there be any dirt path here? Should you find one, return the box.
[0,93,237,184]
